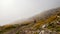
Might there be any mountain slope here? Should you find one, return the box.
[0,7,60,34]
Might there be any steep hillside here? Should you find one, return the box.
[0,7,60,34]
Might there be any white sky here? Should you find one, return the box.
[0,0,60,26]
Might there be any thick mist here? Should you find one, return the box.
[0,0,60,26]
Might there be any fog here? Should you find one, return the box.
[0,0,60,26]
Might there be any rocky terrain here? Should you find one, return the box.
[0,7,60,34]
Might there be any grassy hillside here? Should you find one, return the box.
[0,7,60,34]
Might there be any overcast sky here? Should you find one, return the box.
[0,0,60,26]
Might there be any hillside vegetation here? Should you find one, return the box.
[0,7,60,34]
